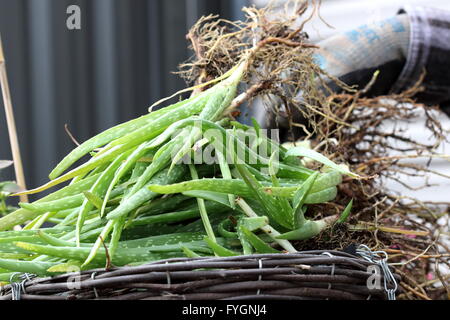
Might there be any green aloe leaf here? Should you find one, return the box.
[285,146,359,178]
[239,225,279,253]
[337,199,353,224]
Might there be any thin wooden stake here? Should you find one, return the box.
[0,34,28,203]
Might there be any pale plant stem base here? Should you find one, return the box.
[235,197,297,253]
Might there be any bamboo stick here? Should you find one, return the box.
[0,34,28,203]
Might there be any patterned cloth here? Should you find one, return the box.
[314,13,410,97]
[316,6,450,116]
[393,6,450,115]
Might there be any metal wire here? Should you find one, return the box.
[91,272,99,299]
[356,244,398,300]
[256,259,263,296]
[8,273,36,301]
[321,252,336,300]
[165,261,171,287]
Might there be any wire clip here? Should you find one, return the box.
[356,244,398,300]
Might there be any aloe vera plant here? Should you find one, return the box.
[0,53,356,281]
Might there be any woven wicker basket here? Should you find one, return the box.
[0,250,400,300]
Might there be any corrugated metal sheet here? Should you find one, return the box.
[0,0,247,201]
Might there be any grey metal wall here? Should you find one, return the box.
[0,0,247,201]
